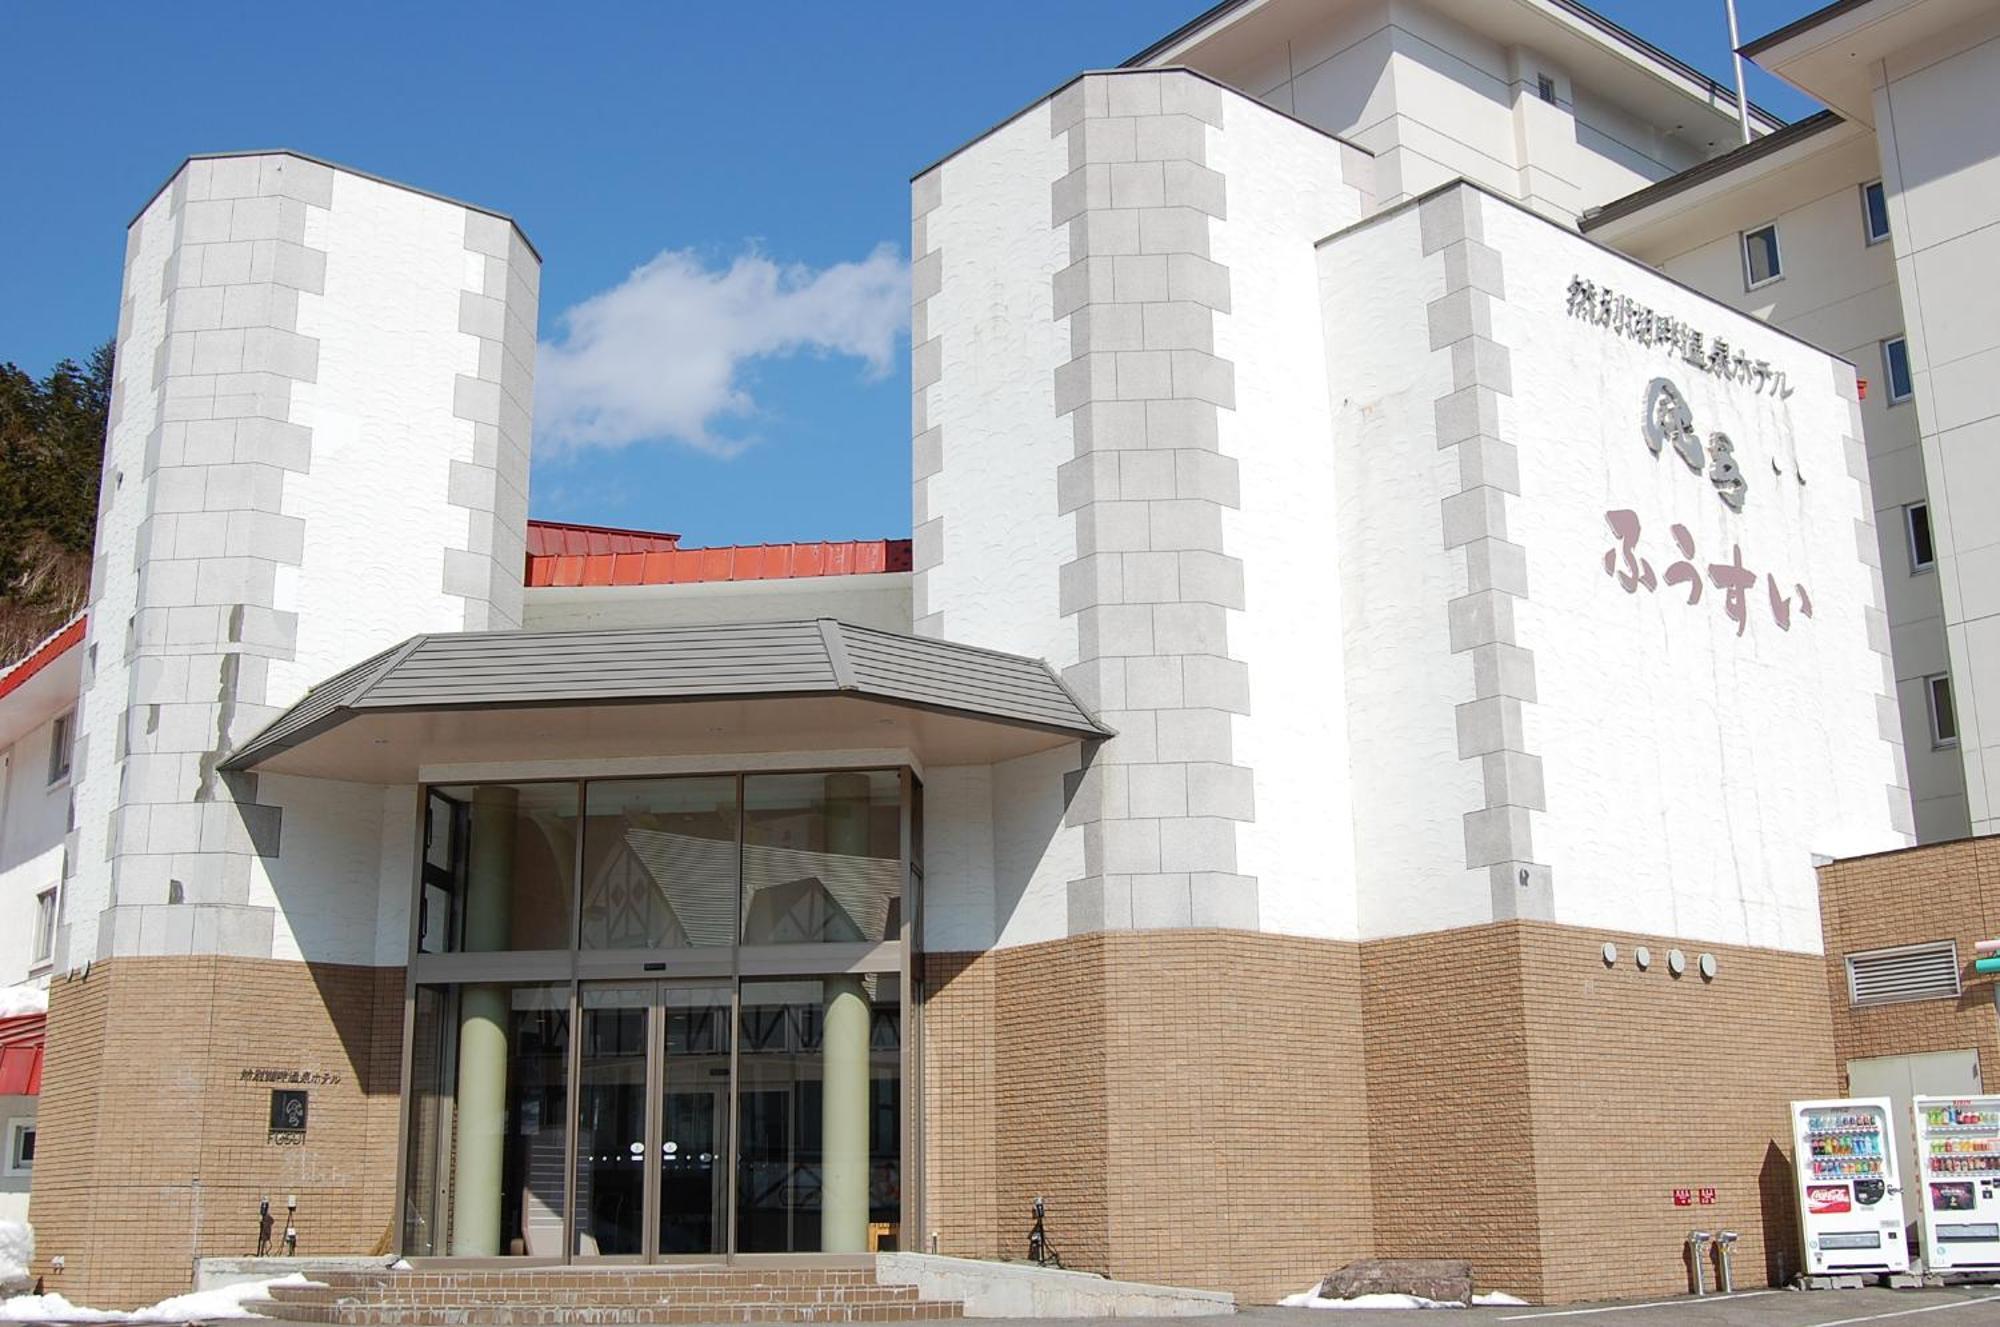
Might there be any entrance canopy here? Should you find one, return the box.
[222,618,1110,781]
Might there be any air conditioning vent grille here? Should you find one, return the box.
[1847,941,1960,1007]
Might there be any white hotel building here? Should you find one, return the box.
[0,0,1993,1312]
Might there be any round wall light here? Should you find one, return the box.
[1667,948,1687,977]
[1602,942,1618,966]
[1699,953,1717,981]
[1635,946,1652,971]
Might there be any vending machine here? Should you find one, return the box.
[1791,1097,1910,1275]
[1914,1095,2000,1272]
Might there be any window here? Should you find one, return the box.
[1927,673,1958,747]
[4,1121,33,1177]
[1906,502,1936,572]
[1883,336,1914,404]
[1742,224,1782,288]
[1847,940,1960,1007]
[45,712,72,786]
[31,890,55,968]
[1862,181,1890,244]
[1536,74,1557,105]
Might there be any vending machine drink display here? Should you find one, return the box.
[1791,1098,1910,1275]
[1914,1095,2000,1271]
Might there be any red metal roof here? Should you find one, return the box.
[525,520,683,558]
[0,1015,45,1096]
[0,615,86,703]
[525,537,913,589]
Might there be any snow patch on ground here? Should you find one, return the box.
[1281,1285,1530,1310]
[0,988,47,1018]
[0,1222,30,1290]
[0,1273,313,1322]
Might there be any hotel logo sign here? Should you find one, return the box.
[1567,275,1791,398]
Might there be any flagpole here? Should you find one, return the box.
[1726,0,1753,144]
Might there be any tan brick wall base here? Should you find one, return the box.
[924,931,1373,1304]
[32,956,403,1308]
[1818,836,2000,1090]
[926,922,1837,1305]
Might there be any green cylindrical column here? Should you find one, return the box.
[451,786,516,1256]
[821,772,874,1252]
[821,974,871,1252]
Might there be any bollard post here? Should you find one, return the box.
[1714,1231,1739,1293]
[1687,1230,1713,1295]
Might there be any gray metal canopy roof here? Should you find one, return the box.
[222,618,1109,777]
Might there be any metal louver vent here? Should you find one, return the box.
[1847,941,1961,1007]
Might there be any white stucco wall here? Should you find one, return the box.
[1160,0,1711,223]
[268,173,487,706]
[1874,12,2000,837]
[917,109,1076,666]
[1490,199,1902,950]
[1320,185,1905,952]
[1319,207,1489,937]
[0,712,72,985]
[1209,89,1369,941]
[69,155,537,970]
[1643,127,1965,843]
[522,574,912,634]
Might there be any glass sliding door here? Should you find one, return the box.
[659,986,731,1255]
[572,981,732,1261]
[574,985,650,1258]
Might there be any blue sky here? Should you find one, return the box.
[0,1,1824,546]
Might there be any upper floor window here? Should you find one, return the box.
[1883,336,1914,404]
[1742,224,1783,289]
[45,712,72,786]
[31,890,55,967]
[1862,181,1890,245]
[1536,74,1557,105]
[4,1120,34,1177]
[1927,672,1958,747]
[1906,502,1936,573]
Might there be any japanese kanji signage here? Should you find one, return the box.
[1643,378,1748,511]
[1567,275,1791,397]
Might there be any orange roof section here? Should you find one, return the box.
[0,614,86,702]
[524,520,911,589]
[0,1014,44,1096]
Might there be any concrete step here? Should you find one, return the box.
[241,1298,962,1326]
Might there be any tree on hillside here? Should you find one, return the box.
[0,342,112,666]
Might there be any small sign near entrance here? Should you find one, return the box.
[269,1089,308,1135]
[1673,1188,1693,1207]
[1698,1187,1718,1205]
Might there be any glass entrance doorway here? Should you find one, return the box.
[574,983,732,1260]
[399,767,915,1263]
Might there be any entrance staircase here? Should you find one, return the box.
[240,1266,966,1325]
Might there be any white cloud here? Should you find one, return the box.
[534,243,908,455]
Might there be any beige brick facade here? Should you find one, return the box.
[42,883,1987,1309]
[32,956,403,1308]
[1818,836,2000,1090]
[924,931,1372,1305]
[927,922,1838,1304]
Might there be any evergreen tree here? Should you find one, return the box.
[0,341,112,665]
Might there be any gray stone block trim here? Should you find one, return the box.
[1420,186,1552,922]
[89,153,344,961]
[1831,358,1916,843]
[1050,71,1257,935]
[446,210,537,632]
[911,167,946,640]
